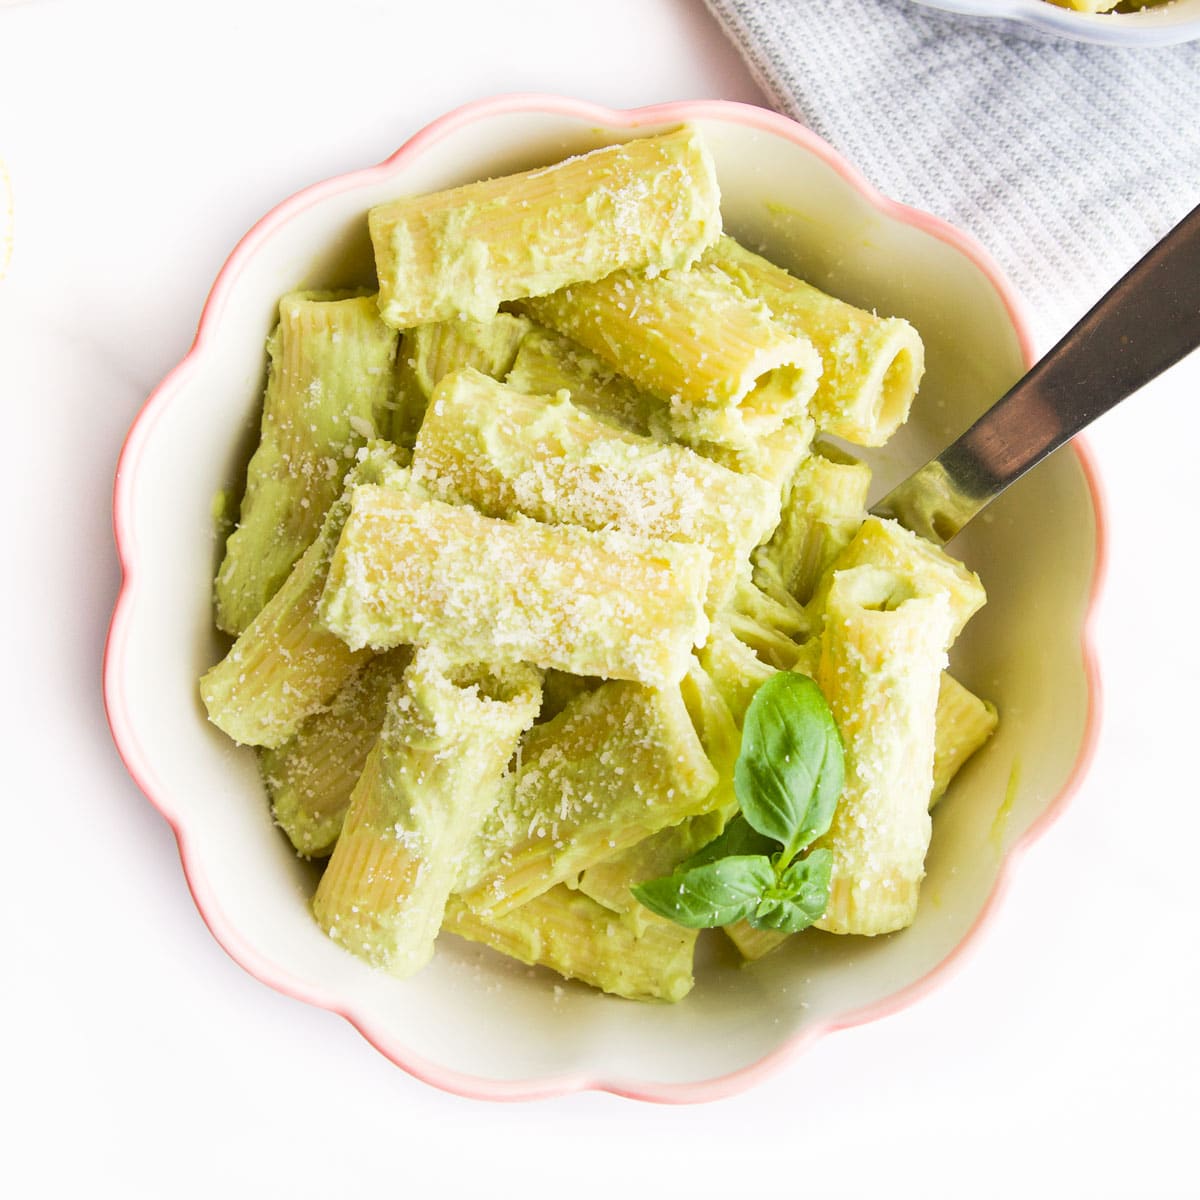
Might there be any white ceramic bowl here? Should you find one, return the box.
[911,0,1200,45]
[104,96,1104,1102]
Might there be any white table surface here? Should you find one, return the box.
[2,1,1196,1196]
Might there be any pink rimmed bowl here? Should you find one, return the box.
[103,95,1104,1103]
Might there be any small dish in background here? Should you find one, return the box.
[910,0,1200,45]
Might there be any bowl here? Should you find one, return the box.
[104,95,1104,1102]
[910,0,1200,45]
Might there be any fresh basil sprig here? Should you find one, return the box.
[632,672,844,933]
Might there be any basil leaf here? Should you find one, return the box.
[734,673,844,863]
[679,814,777,872]
[631,855,774,929]
[746,849,833,933]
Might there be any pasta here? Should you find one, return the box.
[444,889,697,1003]
[505,324,669,439]
[1046,0,1170,11]
[505,322,815,490]
[262,646,412,857]
[806,515,987,644]
[704,236,924,447]
[697,619,777,726]
[411,367,779,612]
[456,679,720,917]
[519,259,822,450]
[200,443,406,748]
[723,666,996,962]
[215,292,399,634]
[370,127,721,326]
[813,566,954,936]
[754,441,872,605]
[201,126,999,1001]
[392,312,530,448]
[318,483,712,686]
[576,813,727,921]
[931,673,999,809]
[313,649,542,976]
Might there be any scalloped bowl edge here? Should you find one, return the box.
[103,94,1106,1104]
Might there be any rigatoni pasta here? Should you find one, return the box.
[392,312,531,447]
[313,649,541,976]
[457,679,720,917]
[698,620,777,726]
[370,127,721,326]
[755,442,872,605]
[215,292,399,635]
[505,324,669,439]
[813,566,954,936]
[505,323,815,490]
[519,259,823,450]
[262,646,412,856]
[575,813,726,920]
[411,367,779,612]
[319,484,712,686]
[931,673,999,809]
[444,888,698,1003]
[705,236,925,447]
[201,126,999,1002]
[201,443,407,748]
[807,515,987,643]
[722,667,997,963]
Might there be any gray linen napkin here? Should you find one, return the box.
[705,0,1200,347]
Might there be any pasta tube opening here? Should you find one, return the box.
[865,328,925,448]
[742,363,808,422]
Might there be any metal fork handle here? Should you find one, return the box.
[871,200,1200,544]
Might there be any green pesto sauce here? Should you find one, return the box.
[210,488,236,540]
[989,760,1021,854]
